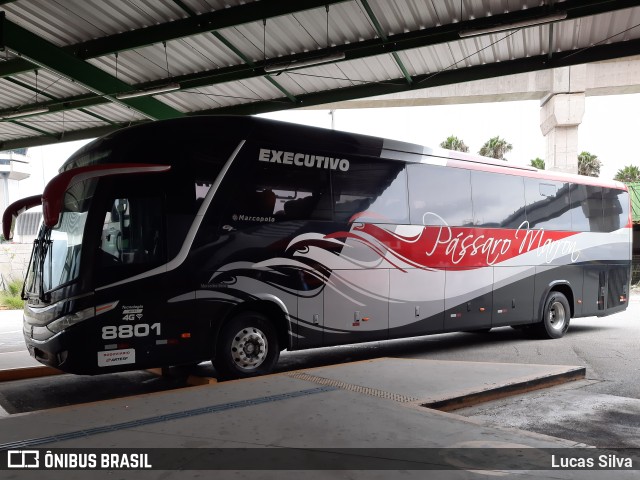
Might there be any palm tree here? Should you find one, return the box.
[614,165,640,183]
[530,157,545,170]
[479,136,512,161]
[440,135,469,152]
[577,151,601,177]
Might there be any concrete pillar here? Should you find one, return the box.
[539,65,586,174]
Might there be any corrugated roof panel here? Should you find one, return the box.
[0,70,90,112]
[10,69,90,99]
[336,55,404,83]
[398,42,456,77]
[170,0,258,15]
[223,2,374,64]
[555,9,640,53]
[0,121,40,144]
[18,110,108,135]
[269,55,404,98]
[88,32,243,85]
[2,0,186,46]
[277,65,352,97]
[0,78,36,109]
[82,104,148,124]
[161,76,286,112]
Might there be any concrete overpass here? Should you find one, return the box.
[309,56,640,174]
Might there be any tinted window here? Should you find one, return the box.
[471,171,526,228]
[524,179,572,230]
[602,188,629,232]
[99,196,165,266]
[331,159,408,224]
[408,164,473,227]
[569,184,603,232]
[224,162,331,229]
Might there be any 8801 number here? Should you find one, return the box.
[101,323,161,340]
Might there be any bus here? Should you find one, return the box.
[3,116,631,379]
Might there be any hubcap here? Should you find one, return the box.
[548,301,566,331]
[230,327,268,371]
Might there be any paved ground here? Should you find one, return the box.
[1,296,639,449]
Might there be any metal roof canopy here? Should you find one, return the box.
[1,0,640,150]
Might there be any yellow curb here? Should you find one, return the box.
[0,366,63,382]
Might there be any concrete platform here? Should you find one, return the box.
[2,357,635,478]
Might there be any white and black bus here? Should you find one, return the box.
[3,116,631,379]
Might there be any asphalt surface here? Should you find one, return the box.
[0,296,638,448]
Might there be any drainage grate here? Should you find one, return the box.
[0,386,335,450]
[288,372,418,403]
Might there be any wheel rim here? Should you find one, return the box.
[230,327,268,371]
[548,301,567,331]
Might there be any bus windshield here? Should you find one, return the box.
[25,179,96,297]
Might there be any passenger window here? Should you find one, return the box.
[408,164,473,227]
[602,188,629,232]
[99,197,165,266]
[569,185,603,232]
[331,159,408,224]
[524,179,572,230]
[471,171,526,228]
[225,162,331,229]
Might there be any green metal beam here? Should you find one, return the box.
[188,37,640,116]
[1,16,184,120]
[359,0,412,84]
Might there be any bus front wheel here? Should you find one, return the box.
[214,312,280,380]
[536,291,571,339]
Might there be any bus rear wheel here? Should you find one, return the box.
[535,291,571,339]
[214,312,280,380]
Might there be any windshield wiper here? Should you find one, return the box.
[25,229,52,303]
[38,230,52,303]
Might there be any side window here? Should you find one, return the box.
[602,188,629,232]
[408,164,473,227]
[224,162,331,229]
[471,171,526,228]
[99,197,165,266]
[524,179,572,230]
[331,159,408,224]
[569,184,603,232]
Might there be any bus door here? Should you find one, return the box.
[92,185,177,368]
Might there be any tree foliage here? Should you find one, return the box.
[440,135,469,152]
[614,165,640,183]
[479,136,512,160]
[530,157,545,170]
[577,151,601,177]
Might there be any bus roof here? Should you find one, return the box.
[63,116,627,191]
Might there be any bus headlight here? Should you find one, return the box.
[47,307,96,334]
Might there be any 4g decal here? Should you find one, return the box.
[122,305,144,322]
[101,304,160,340]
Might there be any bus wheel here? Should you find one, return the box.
[214,312,280,380]
[536,291,571,339]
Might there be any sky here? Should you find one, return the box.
[13,92,640,199]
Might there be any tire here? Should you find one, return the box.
[214,311,280,380]
[535,291,571,339]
